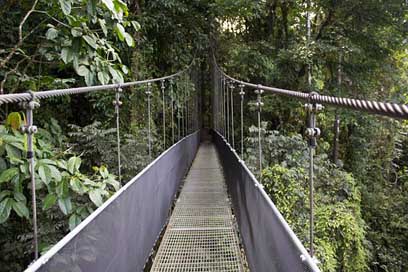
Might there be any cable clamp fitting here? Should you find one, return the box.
[113,87,123,107]
[145,82,152,96]
[239,84,245,97]
[254,88,264,110]
[20,91,39,135]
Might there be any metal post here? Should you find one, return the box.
[255,88,264,180]
[20,91,39,260]
[170,79,175,144]
[146,83,152,160]
[239,84,245,157]
[114,87,122,183]
[230,83,235,149]
[305,93,322,258]
[161,80,166,149]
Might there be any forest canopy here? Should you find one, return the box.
[1,0,408,271]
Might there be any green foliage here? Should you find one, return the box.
[0,113,119,269]
[248,127,367,271]
[0,0,139,94]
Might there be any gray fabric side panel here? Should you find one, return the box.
[27,132,200,272]
[212,131,317,272]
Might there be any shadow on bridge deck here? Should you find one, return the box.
[150,141,246,271]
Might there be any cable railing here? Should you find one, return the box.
[212,56,408,271]
[0,60,198,263]
[214,59,408,120]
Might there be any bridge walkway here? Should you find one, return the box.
[150,141,245,271]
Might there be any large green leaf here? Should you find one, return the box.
[83,35,97,49]
[67,156,81,174]
[56,180,69,197]
[38,165,51,185]
[12,201,29,219]
[108,67,124,83]
[84,71,95,86]
[69,213,82,230]
[77,65,89,77]
[58,197,72,215]
[46,28,59,40]
[48,165,62,182]
[59,0,72,15]
[124,33,135,47]
[61,48,74,64]
[89,190,103,207]
[0,168,19,183]
[13,192,26,204]
[6,112,23,130]
[99,19,108,37]
[97,71,110,85]
[71,27,82,37]
[115,23,126,41]
[101,0,114,11]
[0,198,13,223]
[70,178,84,194]
[0,191,11,202]
[5,144,21,160]
[43,194,57,210]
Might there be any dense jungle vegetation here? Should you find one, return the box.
[0,0,407,271]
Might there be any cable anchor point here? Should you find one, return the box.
[304,92,323,148]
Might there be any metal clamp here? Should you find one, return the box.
[239,84,245,98]
[304,92,323,148]
[146,82,152,96]
[254,87,264,110]
[113,87,123,108]
[20,91,39,136]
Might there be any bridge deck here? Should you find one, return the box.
[150,142,245,271]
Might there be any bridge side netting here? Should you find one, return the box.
[26,132,200,272]
[213,131,319,272]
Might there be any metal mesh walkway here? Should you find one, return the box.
[150,142,245,271]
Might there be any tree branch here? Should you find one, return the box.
[0,0,40,69]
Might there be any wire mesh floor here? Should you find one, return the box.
[150,142,245,271]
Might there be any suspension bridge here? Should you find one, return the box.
[1,57,407,272]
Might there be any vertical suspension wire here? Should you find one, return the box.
[307,0,312,89]
[306,0,315,258]
[226,80,230,142]
[186,74,189,135]
[115,87,122,183]
[146,83,152,160]
[170,79,175,144]
[223,77,227,136]
[230,84,235,149]
[217,74,221,132]
[161,80,166,149]
[308,107,316,258]
[181,77,184,137]
[177,79,181,140]
[255,88,264,180]
[222,77,225,135]
[239,84,245,157]
[333,51,342,165]
[22,93,39,260]
[309,137,315,257]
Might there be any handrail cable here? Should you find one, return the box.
[0,60,194,105]
[214,57,408,120]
